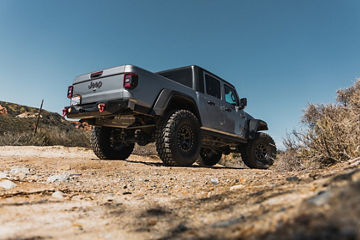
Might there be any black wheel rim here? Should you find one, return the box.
[110,129,129,150]
[177,125,193,152]
[255,143,273,165]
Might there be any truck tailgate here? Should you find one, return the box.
[72,65,126,104]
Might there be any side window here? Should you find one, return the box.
[224,85,239,106]
[205,74,221,99]
[159,68,192,88]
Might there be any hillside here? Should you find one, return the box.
[0,101,90,147]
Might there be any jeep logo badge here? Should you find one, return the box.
[88,81,102,89]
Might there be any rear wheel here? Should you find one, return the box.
[91,126,134,160]
[241,132,276,169]
[197,148,222,166]
[156,110,200,166]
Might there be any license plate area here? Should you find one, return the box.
[71,96,81,106]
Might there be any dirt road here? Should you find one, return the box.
[0,146,359,240]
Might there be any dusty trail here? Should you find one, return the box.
[0,146,359,240]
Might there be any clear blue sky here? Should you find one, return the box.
[1,0,360,148]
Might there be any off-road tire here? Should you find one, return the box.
[155,110,200,166]
[91,126,134,160]
[197,148,222,166]
[241,132,276,169]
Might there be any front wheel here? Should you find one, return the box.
[241,132,276,169]
[91,126,134,160]
[156,110,200,166]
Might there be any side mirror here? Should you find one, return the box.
[239,98,247,110]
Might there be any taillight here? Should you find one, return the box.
[123,73,138,89]
[98,103,105,113]
[67,86,73,98]
[62,108,68,117]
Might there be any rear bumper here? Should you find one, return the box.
[65,99,132,119]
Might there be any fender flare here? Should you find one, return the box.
[248,119,268,139]
[152,89,201,121]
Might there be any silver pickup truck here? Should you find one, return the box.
[63,65,276,168]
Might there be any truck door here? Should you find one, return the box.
[222,84,247,139]
[198,72,224,131]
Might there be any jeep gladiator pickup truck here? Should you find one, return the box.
[63,65,276,169]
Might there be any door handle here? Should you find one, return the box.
[207,101,215,106]
[225,108,232,112]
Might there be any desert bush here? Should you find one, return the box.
[0,127,90,148]
[273,150,305,171]
[283,80,360,169]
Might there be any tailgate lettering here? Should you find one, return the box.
[88,81,103,89]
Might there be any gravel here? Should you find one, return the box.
[0,146,359,240]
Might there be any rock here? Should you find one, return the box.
[230,184,243,191]
[104,193,115,202]
[16,112,42,118]
[0,172,8,179]
[286,176,300,182]
[47,173,70,183]
[348,157,360,167]
[210,178,219,184]
[10,167,30,175]
[72,223,84,230]
[212,216,246,228]
[148,219,157,226]
[307,190,331,206]
[71,195,82,201]
[52,191,64,199]
[0,180,17,189]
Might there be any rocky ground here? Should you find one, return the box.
[0,146,359,240]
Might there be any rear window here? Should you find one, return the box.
[158,68,193,88]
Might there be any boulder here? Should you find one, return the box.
[16,112,42,118]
